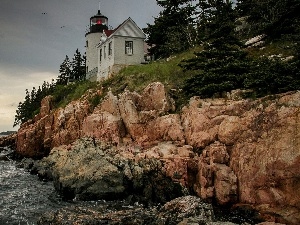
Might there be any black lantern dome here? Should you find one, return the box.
[89,10,108,33]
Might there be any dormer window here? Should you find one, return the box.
[125,41,133,55]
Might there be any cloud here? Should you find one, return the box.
[0,67,57,132]
[0,0,162,132]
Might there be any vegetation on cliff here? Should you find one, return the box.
[14,49,87,126]
[14,0,300,126]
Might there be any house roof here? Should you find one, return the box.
[104,29,114,37]
[98,17,146,47]
[112,17,146,39]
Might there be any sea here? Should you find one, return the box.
[0,147,60,224]
[0,146,92,225]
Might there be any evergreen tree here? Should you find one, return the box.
[244,57,300,96]
[41,81,51,96]
[194,0,218,43]
[143,0,198,58]
[235,0,300,96]
[30,87,36,104]
[57,55,71,85]
[180,0,250,98]
[14,89,32,126]
[71,49,86,81]
[35,86,43,109]
[23,89,32,120]
[236,0,300,40]
[14,102,24,127]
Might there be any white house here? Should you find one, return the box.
[85,10,146,81]
[97,18,146,80]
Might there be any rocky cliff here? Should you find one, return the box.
[15,82,300,224]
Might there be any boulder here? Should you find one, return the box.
[155,195,214,225]
[16,116,49,158]
[117,83,181,147]
[214,164,238,205]
[82,91,126,145]
[39,140,126,200]
[139,82,175,112]
[36,138,185,203]
[0,133,16,149]
[194,141,237,205]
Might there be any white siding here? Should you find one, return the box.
[98,38,115,80]
[114,37,145,65]
[86,32,101,73]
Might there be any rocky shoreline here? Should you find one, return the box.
[2,82,300,224]
[16,140,262,225]
[0,133,16,150]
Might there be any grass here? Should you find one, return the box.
[52,81,99,108]
[51,40,296,111]
[101,47,200,94]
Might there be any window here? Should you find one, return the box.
[125,41,133,55]
[108,42,112,56]
[86,40,88,48]
[91,18,107,26]
[104,46,106,58]
[100,49,102,62]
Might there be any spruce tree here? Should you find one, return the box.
[57,55,71,85]
[71,49,86,81]
[143,0,197,58]
[14,89,32,126]
[236,0,300,40]
[181,0,250,98]
[13,102,24,127]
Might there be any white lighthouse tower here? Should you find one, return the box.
[85,7,108,81]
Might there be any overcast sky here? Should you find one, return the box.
[0,0,161,132]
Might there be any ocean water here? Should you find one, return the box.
[0,146,74,225]
[0,158,62,224]
[0,148,143,225]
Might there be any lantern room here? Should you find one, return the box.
[89,10,108,33]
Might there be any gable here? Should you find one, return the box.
[113,18,146,39]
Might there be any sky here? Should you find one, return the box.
[0,0,161,132]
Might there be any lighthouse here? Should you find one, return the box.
[85,8,108,81]
[85,4,146,81]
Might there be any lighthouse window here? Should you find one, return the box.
[104,46,106,58]
[108,42,112,55]
[125,41,133,55]
[91,18,107,26]
[100,49,102,61]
